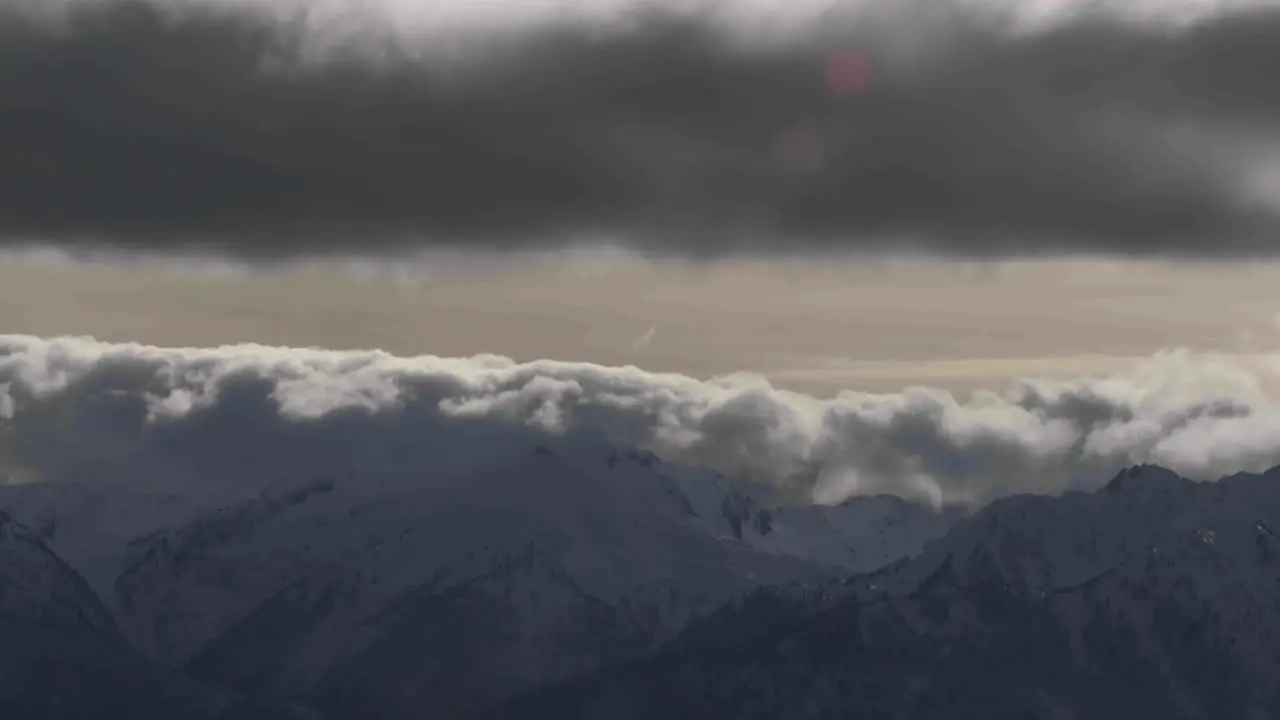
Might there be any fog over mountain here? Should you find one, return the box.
[6,335,1280,506]
[2,352,1279,718]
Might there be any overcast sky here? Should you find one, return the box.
[6,1,1280,501]
[6,253,1280,395]
[3,0,1280,258]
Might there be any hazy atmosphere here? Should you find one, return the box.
[7,254,1280,394]
[6,0,1280,506]
[6,2,1280,718]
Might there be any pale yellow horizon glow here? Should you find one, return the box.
[4,254,1279,396]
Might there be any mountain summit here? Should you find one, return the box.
[0,434,956,715]
[508,464,1280,720]
[4,442,1277,719]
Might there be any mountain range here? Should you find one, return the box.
[1,431,1276,719]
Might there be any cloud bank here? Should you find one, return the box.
[4,0,1280,258]
[4,335,1280,507]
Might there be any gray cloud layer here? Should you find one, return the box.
[4,0,1280,258]
[4,335,1280,507]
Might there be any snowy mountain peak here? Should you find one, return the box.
[603,448,661,470]
[507,464,1280,720]
[857,463,1280,610]
[0,435,964,713]
[0,509,117,636]
[1103,463,1188,494]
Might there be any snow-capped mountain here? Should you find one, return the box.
[870,464,1280,596]
[0,475,251,606]
[0,509,117,636]
[0,511,309,719]
[9,447,1280,718]
[0,433,958,714]
[507,465,1280,720]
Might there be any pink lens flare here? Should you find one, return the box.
[826,50,871,97]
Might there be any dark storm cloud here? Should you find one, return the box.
[3,0,1280,258]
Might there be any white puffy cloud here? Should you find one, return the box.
[3,334,1280,507]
